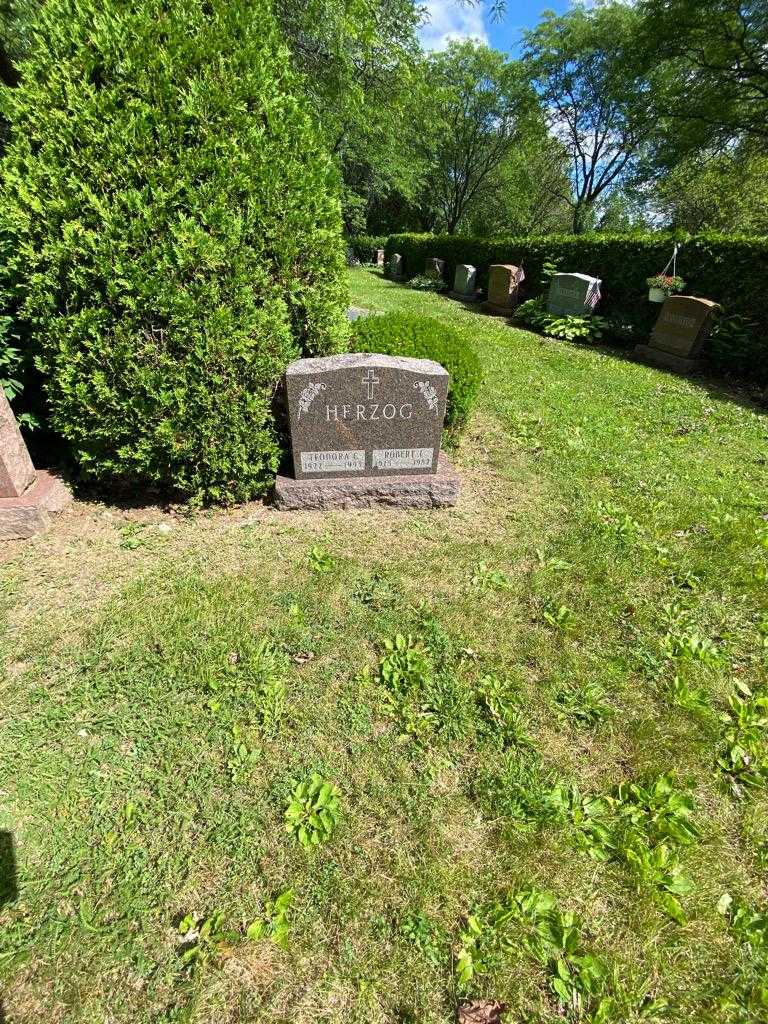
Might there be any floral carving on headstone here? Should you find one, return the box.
[297,382,326,418]
[413,380,439,414]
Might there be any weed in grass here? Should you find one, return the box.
[716,681,768,797]
[534,547,571,573]
[399,910,445,966]
[553,679,613,727]
[118,523,147,550]
[227,724,262,783]
[456,887,615,1020]
[471,562,513,593]
[471,751,552,828]
[542,600,573,629]
[475,674,532,748]
[352,571,399,610]
[595,502,645,548]
[177,910,238,971]
[376,633,476,745]
[285,773,341,848]
[544,784,615,861]
[713,894,768,1020]
[668,675,711,716]
[246,889,294,949]
[308,545,334,573]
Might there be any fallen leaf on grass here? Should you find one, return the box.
[457,1000,507,1024]
[293,652,315,665]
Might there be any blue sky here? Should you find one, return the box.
[418,0,572,55]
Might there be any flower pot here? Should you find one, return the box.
[648,287,666,303]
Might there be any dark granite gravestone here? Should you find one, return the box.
[449,264,477,300]
[547,273,601,316]
[1,390,71,540]
[274,353,459,510]
[388,253,404,280]
[635,295,720,372]
[481,264,523,315]
[425,257,446,281]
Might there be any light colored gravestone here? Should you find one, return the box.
[0,390,71,540]
[425,257,446,281]
[449,264,477,301]
[388,253,404,280]
[547,273,602,316]
[635,295,719,372]
[274,353,460,510]
[481,264,523,316]
[376,249,385,267]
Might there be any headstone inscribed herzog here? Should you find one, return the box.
[482,264,523,314]
[547,273,602,316]
[451,264,477,298]
[635,295,720,371]
[284,353,448,481]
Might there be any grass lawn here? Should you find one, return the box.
[1,267,768,1023]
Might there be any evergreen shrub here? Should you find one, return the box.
[352,313,481,432]
[0,0,349,503]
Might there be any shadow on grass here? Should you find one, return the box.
[0,831,18,1024]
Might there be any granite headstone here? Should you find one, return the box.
[389,253,404,280]
[275,353,459,509]
[376,248,385,267]
[0,390,71,540]
[635,295,719,372]
[547,273,602,316]
[449,264,477,300]
[425,257,446,281]
[482,264,523,315]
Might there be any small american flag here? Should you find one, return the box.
[585,278,602,310]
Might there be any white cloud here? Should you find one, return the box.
[418,0,489,52]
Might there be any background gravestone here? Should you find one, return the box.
[481,264,523,315]
[376,249,385,267]
[449,264,477,300]
[275,353,459,509]
[635,295,719,372]
[547,273,602,316]
[0,390,71,540]
[388,253,404,280]
[425,257,446,281]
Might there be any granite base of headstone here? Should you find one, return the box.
[274,353,460,511]
[547,273,601,316]
[1,391,71,540]
[481,264,523,316]
[448,264,478,301]
[634,295,719,373]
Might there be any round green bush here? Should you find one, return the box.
[352,313,482,432]
[0,0,349,504]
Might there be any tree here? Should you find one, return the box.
[463,129,573,236]
[653,147,768,233]
[415,41,535,234]
[639,0,768,158]
[523,2,654,234]
[0,0,348,504]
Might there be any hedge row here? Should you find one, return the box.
[384,233,768,382]
[346,235,388,263]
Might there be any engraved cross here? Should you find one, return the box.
[362,368,380,400]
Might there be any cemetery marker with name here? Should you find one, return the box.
[275,353,459,509]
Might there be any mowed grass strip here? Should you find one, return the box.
[0,268,766,1022]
